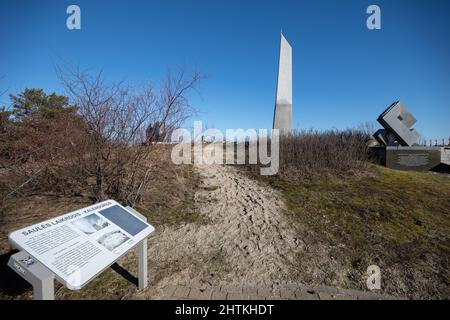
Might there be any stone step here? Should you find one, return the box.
[157,282,407,300]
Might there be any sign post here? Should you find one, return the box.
[7,200,155,300]
[126,206,148,290]
[8,250,55,300]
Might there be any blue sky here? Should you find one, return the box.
[1,0,449,140]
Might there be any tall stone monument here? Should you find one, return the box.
[273,33,292,136]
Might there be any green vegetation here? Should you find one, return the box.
[8,88,77,121]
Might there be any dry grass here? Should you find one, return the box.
[243,129,372,182]
[271,164,450,299]
[0,145,200,300]
[278,129,370,181]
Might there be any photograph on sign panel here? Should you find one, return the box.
[99,205,148,236]
[71,213,110,235]
[96,230,130,251]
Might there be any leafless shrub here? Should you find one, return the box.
[0,67,202,216]
[57,67,202,205]
[243,128,372,182]
[156,67,203,137]
[277,129,371,181]
[0,98,86,222]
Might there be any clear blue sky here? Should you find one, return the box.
[1,0,449,140]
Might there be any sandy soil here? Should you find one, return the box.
[141,148,302,297]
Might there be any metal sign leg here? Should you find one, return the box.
[7,251,55,300]
[126,206,149,290]
[138,238,148,290]
[33,276,55,300]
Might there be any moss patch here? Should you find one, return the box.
[272,164,450,299]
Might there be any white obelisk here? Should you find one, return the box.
[273,33,292,135]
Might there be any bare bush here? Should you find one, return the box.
[244,129,371,182]
[0,90,84,201]
[280,129,371,181]
[156,68,203,137]
[58,67,202,205]
[0,67,202,217]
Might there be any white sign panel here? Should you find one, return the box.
[9,200,155,290]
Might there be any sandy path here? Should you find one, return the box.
[142,148,302,297]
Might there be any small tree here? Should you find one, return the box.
[0,88,83,219]
[9,88,76,122]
